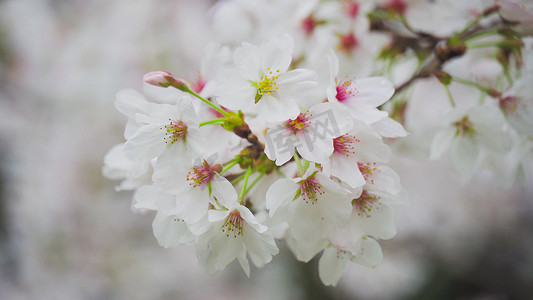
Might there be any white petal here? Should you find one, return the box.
[329,155,365,188]
[371,116,408,138]
[234,42,262,81]
[352,77,394,107]
[237,205,267,233]
[133,185,175,212]
[346,106,389,124]
[176,188,210,224]
[261,34,294,73]
[318,246,350,286]
[351,237,383,267]
[296,132,332,164]
[430,127,456,160]
[152,212,194,248]
[124,124,166,161]
[258,94,300,123]
[266,179,298,217]
[358,204,396,240]
[450,137,479,182]
[211,174,239,208]
[264,128,296,165]
[287,201,328,262]
[237,248,251,277]
[243,225,278,267]
[216,80,256,110]
[114,89,149,119]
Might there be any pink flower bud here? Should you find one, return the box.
[498,0,533,24]
[143,71,174,86]
[143,71,190,92]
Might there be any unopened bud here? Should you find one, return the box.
[143,71,190,92]
[435,42,466,62]
[435,71,452,85]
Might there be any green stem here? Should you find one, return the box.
[245,173,265,195]
[199,118,226,127]
[451,76,492,94]
[456,14,483,38]
[188,90,230,117]
[464,28,500,42]
[293,153,303,175]
[238,166,252,203]
[466,41,502,49]
[442,84,456,107]
[220,159,240,175]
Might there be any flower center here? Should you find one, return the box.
[222,210,244,237]
[453,116,475,137]
[353,190,380,217]
[255,67,280,102]
[162,119,188,145]
[301,16,316,35]
[335,80,357,102]
[345,1,360,19]
[339,32,359,53]
[186,160,218,188]
[384,0,407,14]
[299,175,324,204]
[358,162,378,184]
[499,96,518,115]
[334,135,359,156]
[286,112,311,133]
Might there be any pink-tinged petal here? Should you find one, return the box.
[211,174,239,208]
[266,179,298,217]
[351,237,383,267]
[351,77,394,107]
[371,116,408,138]
[114,89,150,119]
[318,246,350,286]
[499,0,533,23]
[430,127,456,160]
[243,225,278,267]
[124,124,166,161]
[357,204,396,240]
[261,34,294,73]
[152,212,194,248]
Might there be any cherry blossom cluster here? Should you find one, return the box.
[103,0,533,286]
[103,30,407,285]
